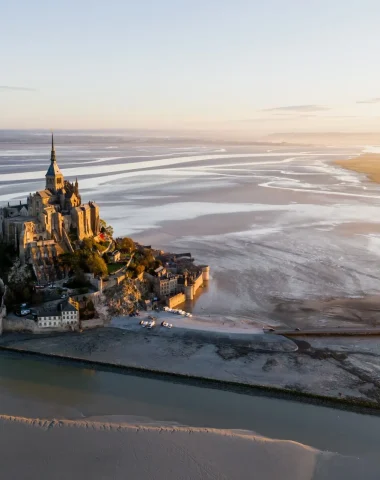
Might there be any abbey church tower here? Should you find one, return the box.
[0,135,101,280]
[45,134,64,192]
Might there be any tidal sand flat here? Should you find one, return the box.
[1,347,379,479]
[3,134,380,329]
[0,416,378,480]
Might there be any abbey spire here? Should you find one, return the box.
[50,132,57,163]
[45,133,64,192]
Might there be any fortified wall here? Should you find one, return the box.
[167,292,186,309]
[184,266,210,300]
[167,265,210,307]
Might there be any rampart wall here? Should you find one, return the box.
[167,292,186,308]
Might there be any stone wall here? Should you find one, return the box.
[84,273,103,292]
[80,318,104,330]
[72,291,102,304]
[184,271,204,300]
[167,292,186,308]
[3,317,70,334]
[103,272,126,290]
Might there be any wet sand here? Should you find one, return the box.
[2,324,380,407]
[2,136,380,328]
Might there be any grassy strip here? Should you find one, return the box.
[0,344,379,415]
[335,154,380,184]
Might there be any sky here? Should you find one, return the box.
[1,0,380,134]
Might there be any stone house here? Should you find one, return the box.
[37,297,79,329]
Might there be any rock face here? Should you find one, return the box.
[104,280,142,316]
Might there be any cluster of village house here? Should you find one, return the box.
[146,252,210,308]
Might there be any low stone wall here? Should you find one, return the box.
[80,318,104,330]
[167,292,186,308]
[72,291,102,305]
[104,273,126,290]
[84,273,103,292]
[3,317,70,334]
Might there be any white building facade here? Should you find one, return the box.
[37,298,79,329]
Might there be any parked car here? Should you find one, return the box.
[161,321,173,329]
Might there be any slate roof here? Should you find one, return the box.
[46,161,63,177]
[36,190,53,198]
[8,204,28,212]
[61,299,79,312]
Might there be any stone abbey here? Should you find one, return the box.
[0,135,100,279]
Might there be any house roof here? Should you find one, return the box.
[37,190,53,198]
[7,204,28,212]
[60,299,79,312]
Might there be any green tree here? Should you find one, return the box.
[68,268,89,288]
[87,299,95,312]
[6,259,33,304]
[100,219,114,238]
[116,237,135,253]
[58,252,80,274]
[135,265,145,276]
[86,254,108,277]
[82,238,96,252]
[0,242,16,278]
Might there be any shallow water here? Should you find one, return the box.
[0,352,379,457]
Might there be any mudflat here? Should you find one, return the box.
[2,323,380,407]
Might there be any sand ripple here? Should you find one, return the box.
[0,414,377,479]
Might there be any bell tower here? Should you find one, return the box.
[45,133,64,192]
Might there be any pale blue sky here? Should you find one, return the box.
[1,0,380,133]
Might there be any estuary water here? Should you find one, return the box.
[0,351,379,458]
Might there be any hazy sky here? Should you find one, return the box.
[2,0,380,133]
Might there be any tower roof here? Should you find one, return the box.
[45,133,63,177]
